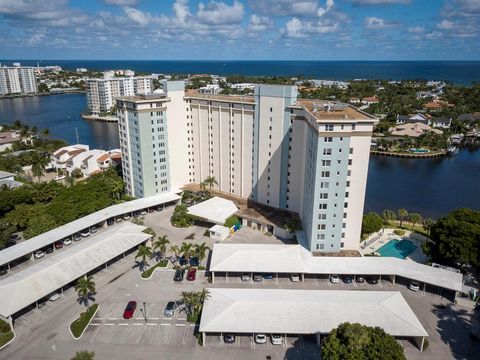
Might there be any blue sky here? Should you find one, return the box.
[0,0,479,60]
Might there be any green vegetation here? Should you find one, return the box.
[202,176,218,195]
[152,235,170,260]
[141,260,168,279]
[425,208,480,268]
[397,209,408,228]
[284,217,302,233]
[171,204,193,228]
[321,322,406,360]
[394,229,406,236]
[75,276,96,309]
[0,169,127,247]
[70,304,99,339]
[71,351,95,360]
[361,212,383,236]
[224,215,240,228]
[180,289,210,323]
[136,244,153,271]
[0,318,14,348]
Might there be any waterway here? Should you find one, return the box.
[0,94,478,218]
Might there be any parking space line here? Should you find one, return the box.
[136,324,146,344]
[177,317,186,321]
[106,324,117,344]
[181,323,190,345]
[165,324,174,344]
[148,323,159,344]
[104,303,115,320]
[90,322,103,343]
[118,324,130,344]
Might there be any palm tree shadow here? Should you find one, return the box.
[132,260,144,272]
[76,293,97,307]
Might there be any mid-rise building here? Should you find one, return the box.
[0,64,37,96]
[117,82,378,254]
[86,74,153,115]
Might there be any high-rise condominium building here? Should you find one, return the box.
[86,75,153,115]
[0,65,37,96]
[116,82,378,253]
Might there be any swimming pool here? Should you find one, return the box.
[377,239,418,259]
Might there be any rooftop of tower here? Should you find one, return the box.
[295,99,378,122]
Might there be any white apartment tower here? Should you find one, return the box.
[117,82,378,253]
[0,65,37,96]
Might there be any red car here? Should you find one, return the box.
[123,301,137,319]
[54,241,63,249]
[187,268,197,281]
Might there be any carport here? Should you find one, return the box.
[199,288,429,351]
[187,196,238,225]
[0,222,152,327]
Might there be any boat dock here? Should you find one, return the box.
[370,150,446,159]
[81,113,118,122]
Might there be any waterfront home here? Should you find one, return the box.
[389,122,443,137]
[430,117,452,129]
[458,113,480,128]
[396,113,429,126]
[0,170,23,189]
[58,146,121,178]
[423,100,453,110]
[416,91,434,99]
[51,144,89,171]
[0,131,24,152]
[361,96,379,105]
[349,97,361,104]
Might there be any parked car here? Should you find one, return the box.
[90,226,97,234]
[179,256,188,266]
[224,334,236,344]
[54,241,63,249]
[241,273,251,281]
[123,214,131,220]
[342,275,353,284]
[81,229,90,237]
[263,273,274,280]
[63,238,72,246]
[34,251,45,259]
[116,217,123,222]
[140,210,147,216]
[123,301,137,319]
[189,257,200,267]
[174,269,185,282]
[45,246,54,254]
[0,266,8,276]
[48,292,61,301]
[255,334,267,344]
[53,175,65,181]
[253,273,263,282]
[290,273,300,282]
[355,276,365,284]
[164,301,176,317]
[73,233,82,241]
[330,274,340,283]
[271,334,283,345]
[187,268,197,281]
[366,276,379,285]
[107,218,115,226]
[409,281,420,292]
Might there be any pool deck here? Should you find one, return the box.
[360,229,429,264]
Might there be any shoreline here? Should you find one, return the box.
[0,91,86,100]
[370,150,447,159]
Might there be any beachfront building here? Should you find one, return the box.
[0,64,37,96]
[116,82,378,253]
[86,74,153,115]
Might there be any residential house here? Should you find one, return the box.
[0,131,23,152]
[389,122,443,137]
[51,144,89,171]
[361,96,379,106]
[423,100,453,111]
[396,114,429,126]
[430,117,452,129]
[416,91,434,99]
[0,170,23,189]
[66,148,122,178]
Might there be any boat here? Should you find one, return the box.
[449,134,463,145]
[447,146,459,156]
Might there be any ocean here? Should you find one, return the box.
[1,60,480,85]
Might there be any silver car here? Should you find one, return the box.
[164,301,176,317]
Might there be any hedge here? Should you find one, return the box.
[0,319,13,348]
[394,229,406,236]
[141,260,168,279]
[70,303,99,339]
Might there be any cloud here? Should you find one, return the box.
[196,1,244,25]
[103,0,139,6]
[248,15,273,32]
[249,0,319,17]
[363,16,398,30]
[408,26,424,34]
[437,20,454,30]
[282,15,341,38]
[122,6,151,26]
[352,0,411,5]
[0,0,70,20]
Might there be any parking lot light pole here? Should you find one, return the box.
[143,302,147,322]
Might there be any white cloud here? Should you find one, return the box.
[0,0,70,20]
[248,15,273,32]
[352,0,411,5]
[122,6,151,26]
[249,0,318,17]
[173,0,190,25]
[364,16,397,30]
[282,15,341,38]
[103,0,139,6]
[317,0,335,17]
[408,26,424,34]
[437,20,454,30]
[196,1,244,25]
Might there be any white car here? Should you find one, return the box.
[241,273,250,281]
[63,238,72,246]
[123,214,131,220]
[290,273,300,282]
[140,210,147,215]
[330,274,340,283]
[90,226,97,233]
[254,334,267,344]
[271,334,283,345]
[34,251,45,259]
[409,281,420,292]
[53,175,65,181]
[81,230,90,237]
[48,292,61,301]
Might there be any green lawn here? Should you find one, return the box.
[70,303,98,339]
[385,221,429,237]
[187,312,200,323]
[141,260,168,279]
[0,331,14,348]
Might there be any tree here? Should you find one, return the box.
[426,208,480,268]
[322,323,406,360]
[180,289,210,317]
[169,244,180,260]
[361,212,383,235]
[408,213,422,229]
[284,217,302,233]
[135,244,153,271]
[203,176,218,195]
[75,276,96,310]
[199,181,207,196]
[422,218,435,235]
[194,242,210,262]
[71,351,95,360]
[42,128,50,139]
[152,235,170,260]
[397,208,409,228]
[171,204,192,228]
[381,209,397,223]
[31,152,49,182]
[71,168,83,179]
[65,174,75,186]
[180,242,194,263]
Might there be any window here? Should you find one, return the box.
[320,193,328,199]
[348,159,352,166]
[322,160,331,167]
[318,213,327,220]
[325,124,334,131]
[318,224,326,230]
[320,181,329,189]
[320,244,325,250]
[349,148,353,154]
[321,171,330,178]
[323,148,332,155]
[324,137,333,143]
[352,124,356,131]
[340,242,344,248]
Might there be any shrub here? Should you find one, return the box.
[141,260,168,279]
[394,229,406,236]
[224,215,240,228]
[171,205,193,228]
[362,212,383,235]
[70,304,98,339]
[423,338,429,351]
[0,319,13,348]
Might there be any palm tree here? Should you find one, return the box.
[65,174,75,186]
[408,213,422,229]
[31,152,49,182]
[397,208,408,228]
[194,242,210,262]
[135,244,153,271]
[42,128,50,139]
[203,176,218,195]
[71,168,83,178]
[381,209,396,223]
[423,218,435,235]
[75,276,96,309]
[152,235,170,260]
[180,242,194,263]
[199,181,207,196]
[169,244,180,260]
